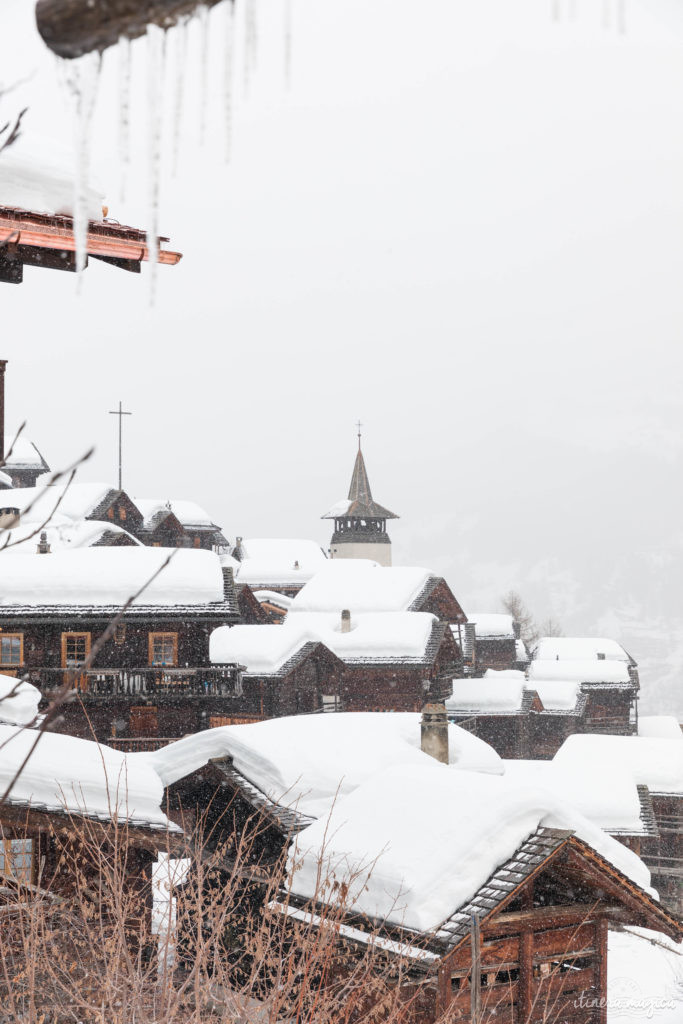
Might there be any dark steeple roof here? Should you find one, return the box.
[322,441,398,521]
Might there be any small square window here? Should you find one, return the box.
[0,635,23,667]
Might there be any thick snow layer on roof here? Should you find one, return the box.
[323,498,352,517]
[141,712,504,819]
[0,724,173,828]
[252,590,293,610]
[530,679,582,710]
[607,927,683,1024]
[8,482,113,524]
[287,763,653,932]
[638,717,682,740]
[446,672,527,713]
[212,613,439,668]
[528,658,631,684]
[503,760,644,834]
[3,432,47,470]
[134,497,216,528]
[515,639,528,663]
[554,735,683,795]
[0,548,224,607]
[535,637,631,662]
[235,539,328,586]
[0,143,103,219]
[289,561,433,614]
[0,674,41,726]
[468,613,516,638]
[0,520,141,554]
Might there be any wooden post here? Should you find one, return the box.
[35,0,227,59]
[470,913,481,1023]
[594,917,609,1024]
[519,931,533,1022]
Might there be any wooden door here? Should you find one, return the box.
[61,632,91,690]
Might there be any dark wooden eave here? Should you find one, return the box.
[36,0,226,59]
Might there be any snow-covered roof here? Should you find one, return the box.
[286,762,653,932]
[211,612,442,668]
[0,145,104,219]
[515,638,529,663]
[134,497,218,530]
[252,590,293,610]
[638,717,682,740]
[7,482,115,525]
[140,712,505,820]
[3,432,49,472]
[0,519,141,554]
[503,759,647,835]
[234,539,328,587]
[467,613,516,639]
[0,548,224,608]
[0,674,41,726]
[0,724,175,830]
[528,658,632,685]
[529,679,582,711]
[288,561,434,614]
[446,671,527,714]
[534,637,632,663]
[554,734,683,796]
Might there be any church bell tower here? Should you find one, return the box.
[322,427,398,567]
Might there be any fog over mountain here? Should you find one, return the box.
[2,0,682,715]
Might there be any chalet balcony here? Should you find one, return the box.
[28,664,243,699]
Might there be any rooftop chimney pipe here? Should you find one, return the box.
[37,531,51,554]
[341,609,351,633]
[421,703,449,764]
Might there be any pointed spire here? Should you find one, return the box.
[322,426,398,520]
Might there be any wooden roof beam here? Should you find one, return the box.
[36,0,227,59]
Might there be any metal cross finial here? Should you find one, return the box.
[356,419,362,449]
[108,401,132,491]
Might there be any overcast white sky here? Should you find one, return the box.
[2,0,683,709]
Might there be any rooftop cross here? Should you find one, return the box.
[108,401,132,492]
[356,419,362,450]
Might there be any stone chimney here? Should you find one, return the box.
[421,703,449,764]
[37,531,51,554]
[341,609,351,633]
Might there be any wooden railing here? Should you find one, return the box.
[27,664,243,698]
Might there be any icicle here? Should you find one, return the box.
[284,0,293,90]
[243,0,258,97]
[602,0,612,30]
[172,19,189,174]
[63,52,101,283]
[198,4,211,146]
[224,1,235,163]
[118,36,132,202]
[146,25,167,306]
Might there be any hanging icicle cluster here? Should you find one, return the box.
[61,52,102,281]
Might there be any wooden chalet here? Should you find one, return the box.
[0,206,181,285]
[0,548,242,743]
[466,614,520,673]
[148,718,683,1024]
[210,611,462,717]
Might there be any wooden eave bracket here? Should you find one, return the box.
[36,0,227,59]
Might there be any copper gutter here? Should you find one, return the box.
[0,209,182,266]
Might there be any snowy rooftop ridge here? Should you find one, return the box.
[211,612,443,669]
[233,538,328,587]
[554,734,683,795]
[534,637,633,664]
[0,548,225,607]
[0,724,176,831]
[527,658,632,685]
[465,613,517,639]
[288,561,435,614]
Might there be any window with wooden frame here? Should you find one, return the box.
[61,632,91,668]
[0,633,23,667]
[0,837,34,884]
[193,536,201,548]
[148,632,178,667]
[119,506,127,521]
[107,507,114,520]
